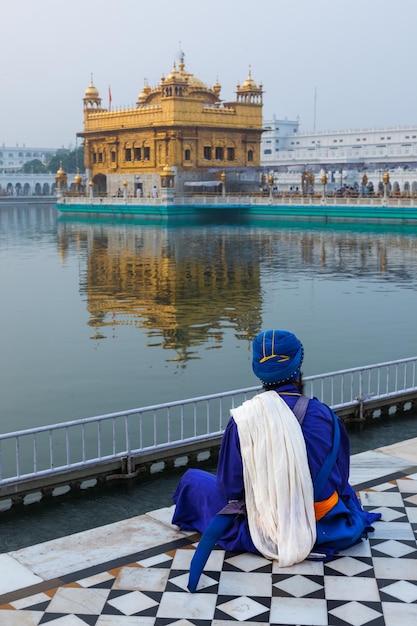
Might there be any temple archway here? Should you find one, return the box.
[93,173,107,193]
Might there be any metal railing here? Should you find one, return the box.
[306,357,417,413]
[0,357,416,493]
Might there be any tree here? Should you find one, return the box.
[22,159,48,174]
[47,146,85,174]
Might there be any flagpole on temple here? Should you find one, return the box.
[108,86,112,111]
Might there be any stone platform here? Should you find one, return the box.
[0,438,416,625]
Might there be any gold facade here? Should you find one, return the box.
[77,53,263,196]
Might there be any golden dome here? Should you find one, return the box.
[55,162,67,182]
[166,63,182,82]
[165,56,206,89]
[187,74,207,89]
[137,81,151,104]
[242,69,257,90]
[85,80,99,99]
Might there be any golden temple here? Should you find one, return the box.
[77,51,263,198]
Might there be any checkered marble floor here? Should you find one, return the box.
[0,441,417,625]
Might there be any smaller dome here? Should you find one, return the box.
[55,162,67,182]
[166,62,180,82]
[85,80,99,99]
[242,71,257,90]
[213,78,221,96]
[137,81,151,104]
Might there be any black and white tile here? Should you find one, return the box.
[0,464,417,625]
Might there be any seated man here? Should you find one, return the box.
[172,329,380,567]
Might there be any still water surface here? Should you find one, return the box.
[1,203,417,550]
[1,204,417,431]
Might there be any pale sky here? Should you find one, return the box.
[2,0,416,149]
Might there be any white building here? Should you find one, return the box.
[261,116,417,194]
[0,144,55,173]
[0,172,57,196]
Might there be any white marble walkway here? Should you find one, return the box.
[0,437,416,625]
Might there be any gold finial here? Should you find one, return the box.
[178,44,185,71]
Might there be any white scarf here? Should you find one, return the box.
[231,390,316,566]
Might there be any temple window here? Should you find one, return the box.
[144,147,150,160]
[247,149,254,162]
[204,146,212,160]
[134,147,141,161]
[125,148,132,162]
[184,149,191,161]
[98,152,103,163]
[227,147,235,161]
[92,153,97,163]
[215,147,224,161]
[111,151,116,162]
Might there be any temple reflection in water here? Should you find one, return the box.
[56,216,417,367]
[57,220,264,364]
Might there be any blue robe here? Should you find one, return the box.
[172,384,379,557]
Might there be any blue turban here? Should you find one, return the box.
[252,329,304,384]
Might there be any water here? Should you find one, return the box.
[1,206,417,432]
[1,203,417,551]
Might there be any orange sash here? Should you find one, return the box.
[314,490,338,521]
